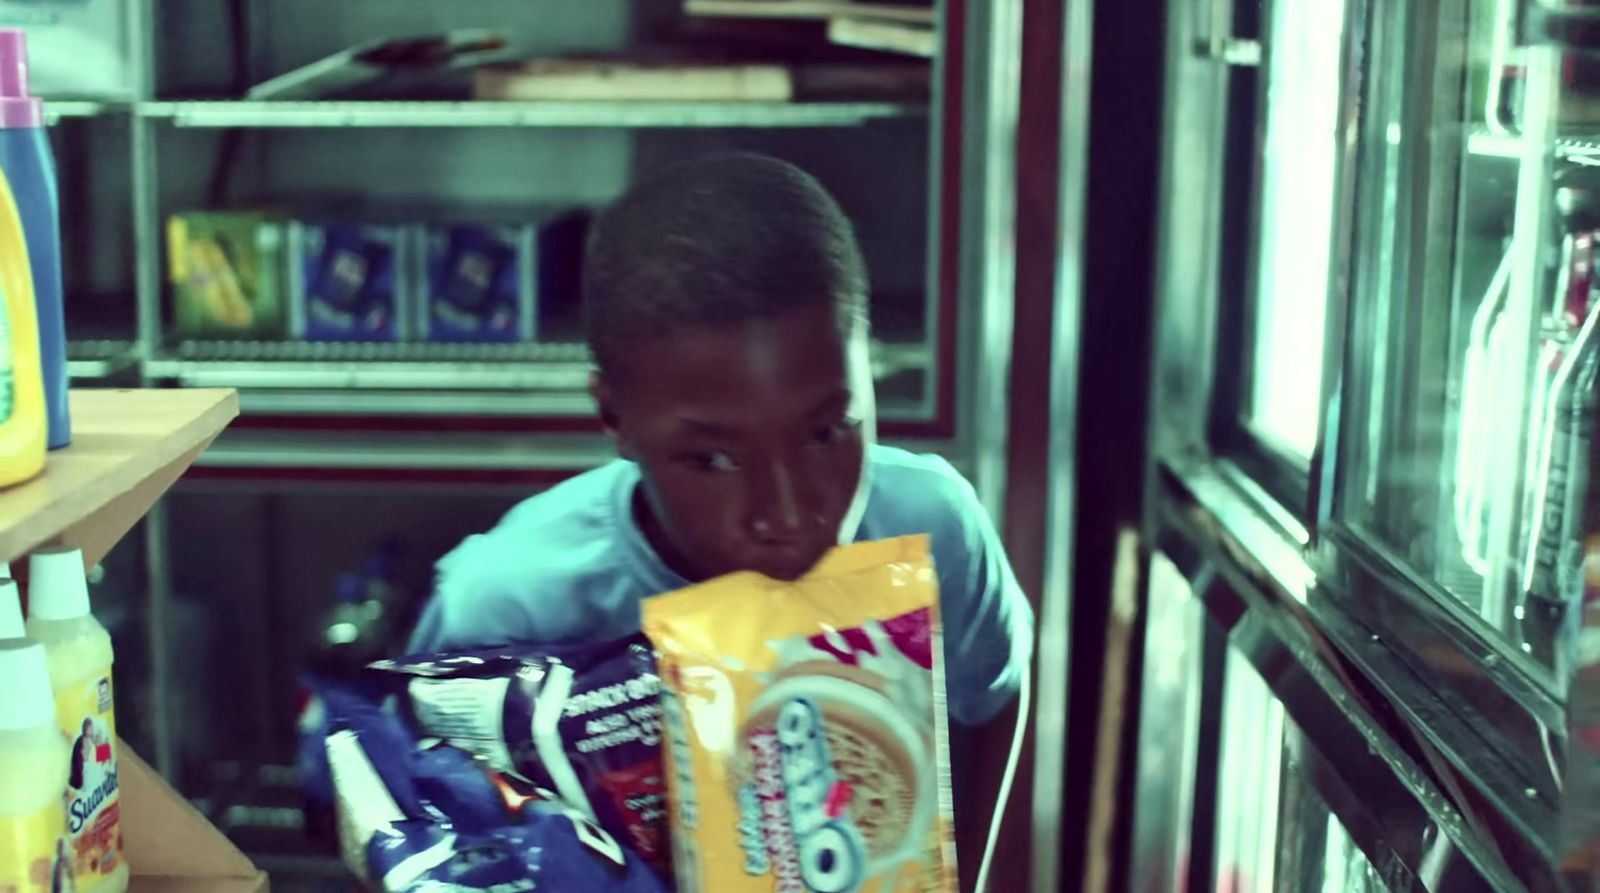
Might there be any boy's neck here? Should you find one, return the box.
[631,487,700,584]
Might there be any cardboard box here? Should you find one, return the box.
[418,223,536,343]
[288,221,411,342]
[168,211,288,340]
[122,744,268,892]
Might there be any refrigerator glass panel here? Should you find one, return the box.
[1340,0,1582,684]
[1274,726,1398,893]
[1129,553,1206,893]
[1244,0,1347,462]
[1315,810,1391,892]
[1213,647,1287,893]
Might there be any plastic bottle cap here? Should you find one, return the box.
[0,30,43,129]
[27,546,89,621]
[0,639,56,730]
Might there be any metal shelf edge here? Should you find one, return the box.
[137,100,928,129]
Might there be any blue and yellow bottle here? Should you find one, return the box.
[0,29,68,449]
[0,163,47,488]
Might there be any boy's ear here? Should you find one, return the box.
[590,371,635,460]
[590,371,620,432]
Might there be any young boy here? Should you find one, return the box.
[409,152,1032,757]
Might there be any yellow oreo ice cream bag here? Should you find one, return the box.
[642,535,957,893]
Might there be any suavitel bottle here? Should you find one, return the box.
[25,547,126,893]
[0,635,73,893]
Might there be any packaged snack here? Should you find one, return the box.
[643,535,957,893]
[318,676,668,893]
[420,222,536,343]
[288,220,410,342]
[167,210,287,339]
[368,635,670,877]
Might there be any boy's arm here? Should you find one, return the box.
[407,593,448,654]
[933,468,1034,887]
[940,474,1035,727]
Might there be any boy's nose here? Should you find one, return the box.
[746,459,818,542]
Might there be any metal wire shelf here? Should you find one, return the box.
[138,100,926,129]
[170,339,590,364]
[144,338,930,394]
[1467,128,1600,160]
[67,339,139,380]
[45,100,115,125]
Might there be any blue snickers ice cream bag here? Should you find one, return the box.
[367,635,670,877]
[317,677,667,892]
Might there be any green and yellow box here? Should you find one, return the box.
[168,210,287,339]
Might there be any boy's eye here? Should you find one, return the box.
[810,418,861,447]
[686,450,740,473]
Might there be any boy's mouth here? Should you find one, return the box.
[744,540,830,582]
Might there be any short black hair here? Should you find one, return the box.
[584,153,868,373]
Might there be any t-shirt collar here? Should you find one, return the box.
[610,451,879,595]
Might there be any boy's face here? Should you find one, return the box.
[596,303,872,583]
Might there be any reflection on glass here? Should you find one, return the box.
[1277,725,1396,893]
[1130,554,1204,893]
[1341,0,1592,686]
[1246,0,1346,461]
[1213,650,1286,893]
[1318,815,1389,893]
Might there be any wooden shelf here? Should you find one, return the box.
[0,389,238,566]
[0,388,262,891]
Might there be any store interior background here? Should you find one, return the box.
[44,1,1144,890]
[29,0,1600,889]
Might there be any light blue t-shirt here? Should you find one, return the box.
[409,444,1033,726]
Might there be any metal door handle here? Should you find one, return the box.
[1192,0,1261,65]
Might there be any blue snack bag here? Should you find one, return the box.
[368,635,671,877]
[319,676,667,892]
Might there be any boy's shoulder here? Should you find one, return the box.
[426,461,643,644]
[862,445,984,537]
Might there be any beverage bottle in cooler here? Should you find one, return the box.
[310,539,408,676]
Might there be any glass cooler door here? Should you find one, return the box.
[1338,0,1598,691]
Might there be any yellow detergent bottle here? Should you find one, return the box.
[0,164,45,487]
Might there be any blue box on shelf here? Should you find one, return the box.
[419,223,535,343]
[289,221,411,342]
